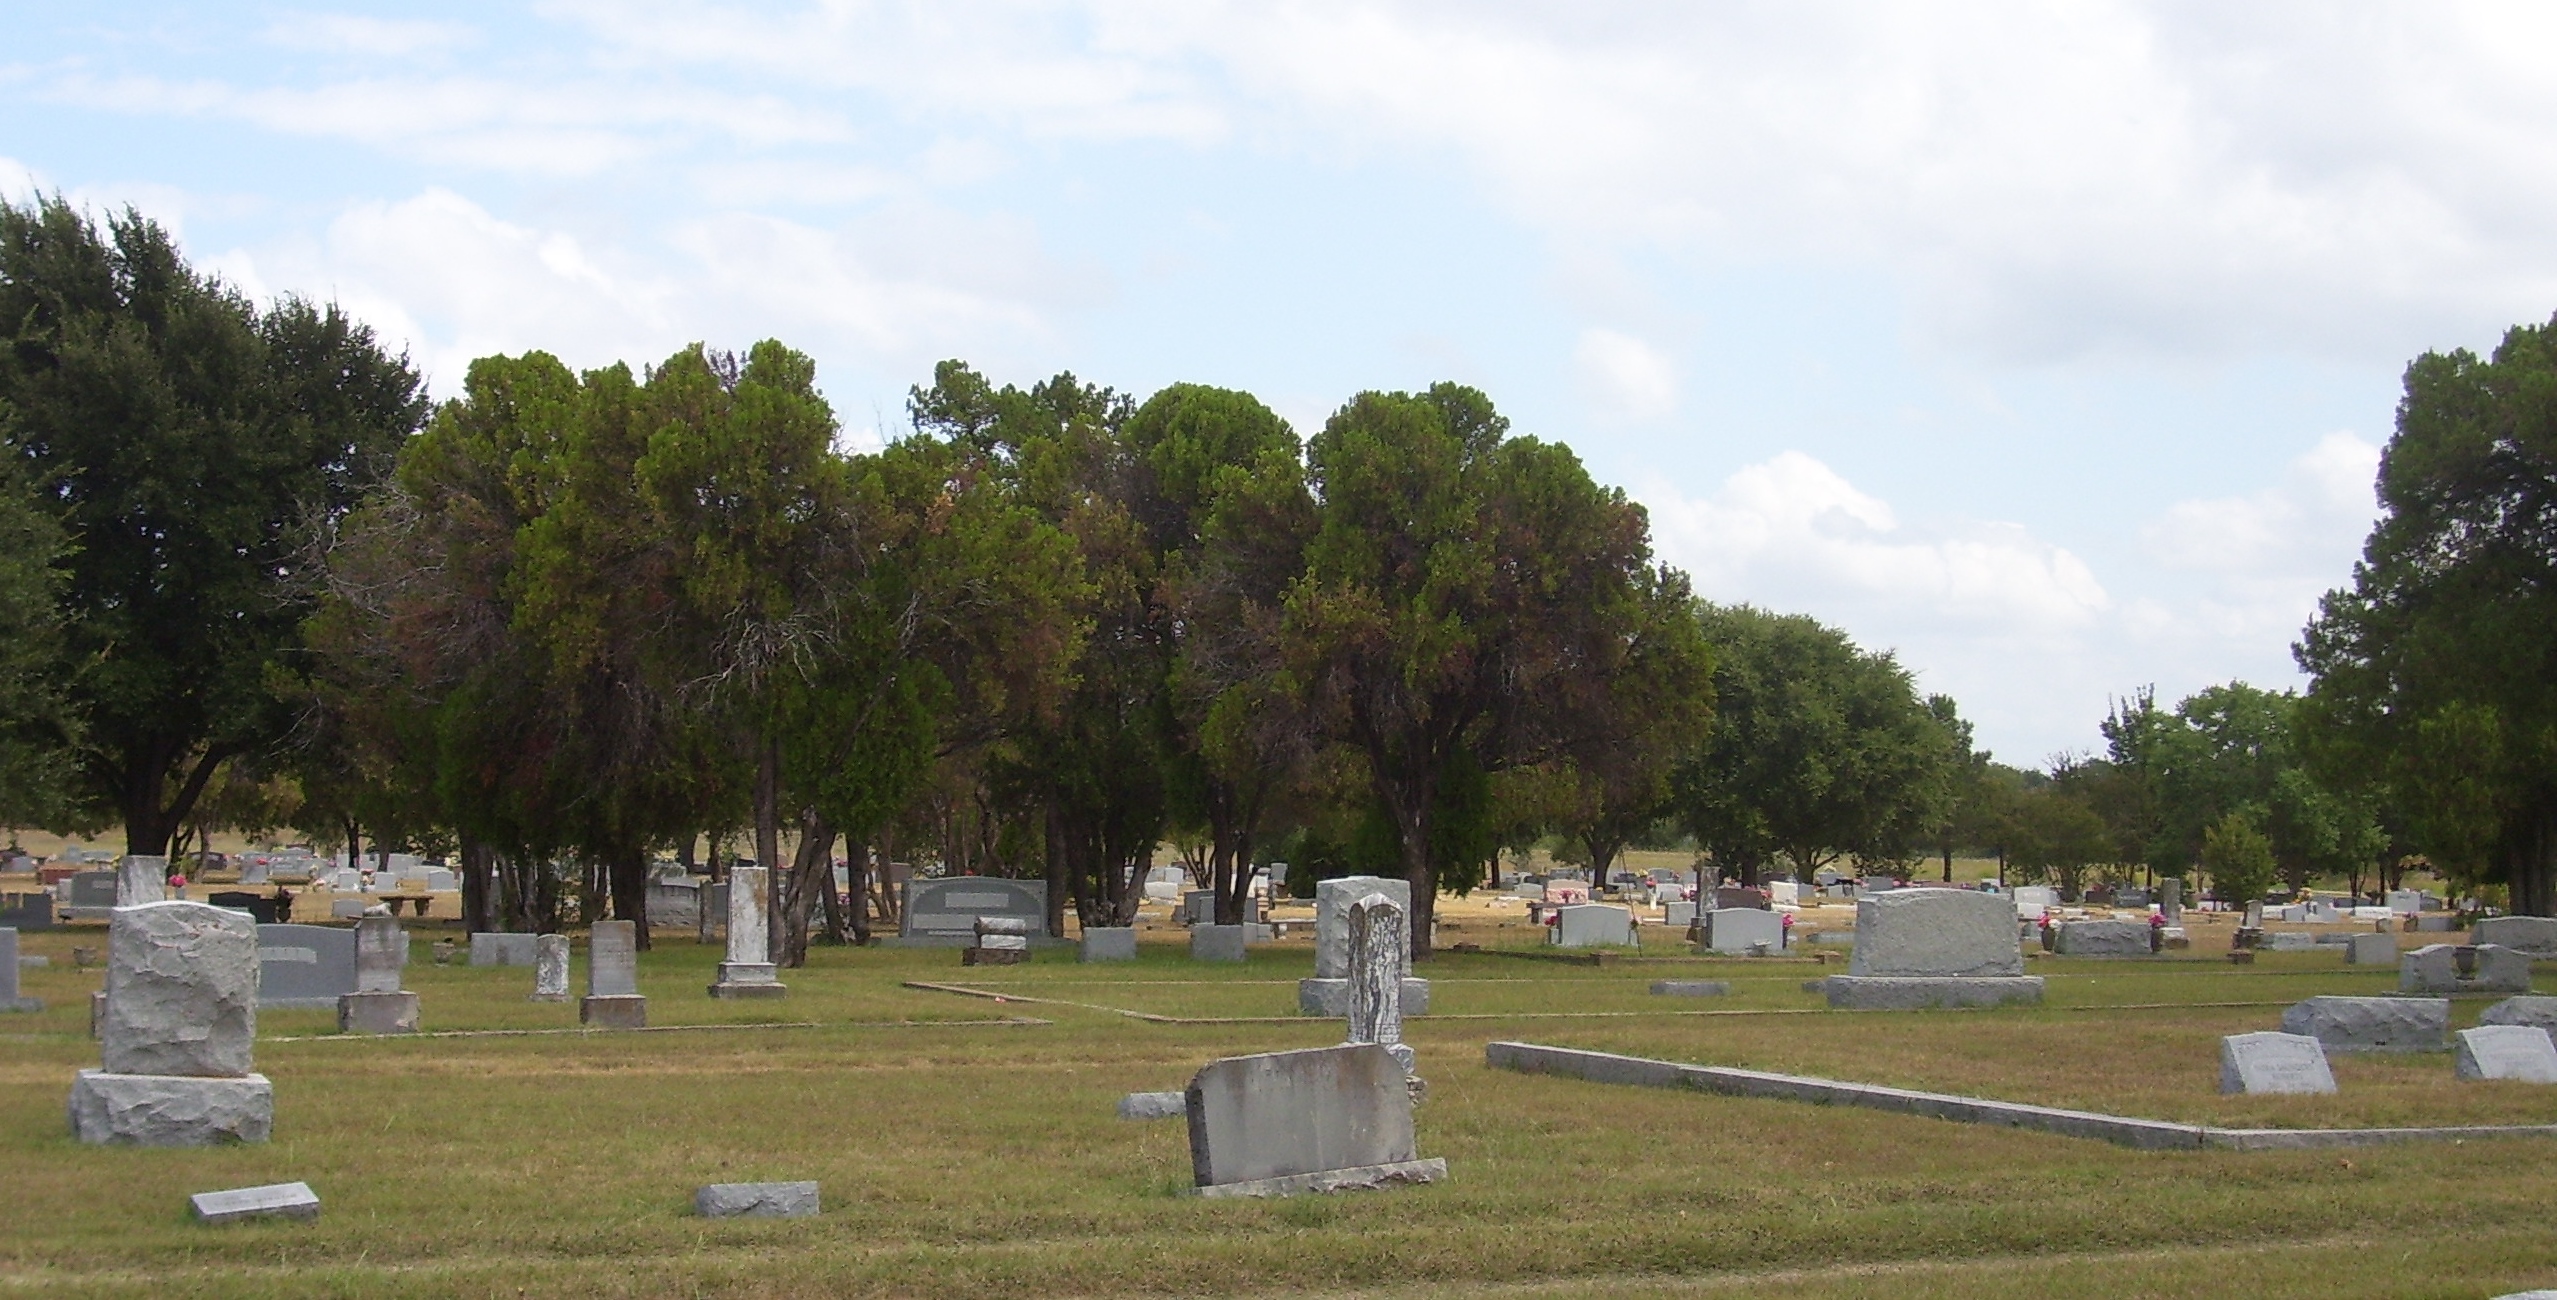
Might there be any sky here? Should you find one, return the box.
[8,1,2557,766]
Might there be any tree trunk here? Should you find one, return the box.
[462,841,498,934]
[1044,818,1069,937]
[844,838,872,945]
[2506,803,2557,917]
[781,819,833,967]
[345,818,362,878]
[755,729,782,967]
[607,845,651,951]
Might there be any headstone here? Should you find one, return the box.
[580,920,645,1028]
[901,877,1047,944]
[2159,877,2182,923]
[1663,900,1698,928]
[2243,900,2265,929]
[644,877,702,931]
[2281,995,2449,1052]
[0,927,41,1011]
[72,901,274,1146]
[710,864,784,998]
[1117,1090,1186,1120]
[469,932,538,967]
[1823,888,2043,1009]
[2010,886,2058,920]
[1191,924,1247,962]
[964,914,1033,966]
[237,859,271,887]
[1552,903,1636,948]
[190,1181,319,1224]
[1649,980,1732,997]
[1183,1043,1444,1197]
[1713,886,1766,910]
[1080,927,1137,962]
[2454,1025,2557,1083]
[2401,943,2533,995]
[2482,995,2557,1032]
[1299,875,1429,1015]
[1344,893,1412,1078]
[2052,919,2151,957]
[117,855,169,906]
[2344,932,2398,965]
[335,916,418,1034]
[64,870,118,915]
[2473,916,2557,958]
[1768,880,1801,905]
[698,881,724,944]
[1698,907,1783,954]
[424,868,458,893]
[694,1181,819,1218]
[327,899,366,920]
[2387,889,2423,915]
[530,934,571,1002]
[2218,1031,2338,1095]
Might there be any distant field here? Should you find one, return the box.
[3,906,2550,1298]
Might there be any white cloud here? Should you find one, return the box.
[1572,327,1677,422]
[263,15,480,58]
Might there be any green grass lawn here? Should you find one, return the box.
[5,922,2555,1297]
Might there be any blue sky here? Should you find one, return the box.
[11,2,2556,764]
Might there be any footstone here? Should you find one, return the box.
[0,928,40,1011]
[1649,980,1732,997]
[1191,924,1247,962]
[1118,1090,1186,1120]
[2480,996,2557,1032]
[710,864,785,997]
[103,902,257,1078]
[2052,919,2151,957]
[469,932,537,967]
[694,1181,819,1218]
[1079,927,1137,962]
[530,934,570,1001]
[2281,995,2449,1052]
[1184,1043,1442,1196]
[190,1181,319,1224]
[1298,977,1432,1016]
[2454,1025,2557,1083]
[1698,907,1783,954]
[2345,932,2398,965]
[1848,889,2023,978]
[2473,915,2557,958]
[1552,903,1636,948]
[69,1070,273,1145]
[336,991,419,1034]
[1821,975,2045,1009]
[2218,1032,2338,1095]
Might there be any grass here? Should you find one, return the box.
[4,913,2555,1298]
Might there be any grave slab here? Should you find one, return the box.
[694,1181,819,1218]
[2454,1025,2557,1083]
[1648,980,1732,997]
[2219,1032,2338,1095]
[190,1181,319,1224]
[2281,995,2449,1052]
[1821,975,2044,1009]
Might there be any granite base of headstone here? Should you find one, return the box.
[2219,1031,2338,1095]
[530,934,571,1002]
[72,901,273,1146]
[1821,888,2044,1009]
[2280,995,2449,1052]
[469,932,537,967]
[2401,943,2532,995]
[2480,995,2557,1032]
[580,920,646,1027]
[1080,927,1137,962]
[1182,1043,1444,1197]
[694,1181,819,1218]
[2454,1025,2557,1083]
[1297,977,1431,1017]
[1191,924,1248,962]
[190,1181,319,1224]
[0,927,42,1011]
[2344,932,2398,965]
[2052,919,2151,957]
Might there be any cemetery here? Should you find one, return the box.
[4,858,2557,1297]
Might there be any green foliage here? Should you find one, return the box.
[2004,785,2114,898]
[0,450,77,831]
[2201,810,2279,906]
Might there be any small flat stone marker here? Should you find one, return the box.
[694,1180,818,1218]
[2454,1025,2557,1083]
[1649,980,1732,997]
[190,1181,319,1224]
[2219,1031,2338,1095]
[1117,1090,1186,1120]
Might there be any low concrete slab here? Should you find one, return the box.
[190,1181,319,1224]
[694,1181,819,1218]
[1821,975,2044,1009]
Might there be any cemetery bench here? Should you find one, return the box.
[379,894,434,918]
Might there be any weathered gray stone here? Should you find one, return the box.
[117,855,169,906]
[469,932,537,967]
[2473,916,2557,958]
[582,920,646,1027]
[2218,1032,2338,1095]
[0,928,40,1012]
[2454,1025,2557,1082]
[255,923,356,1010]
[1345,893,1407,1072]
[1298,977,1431,1016]
[2281,995,2449,1052]
[2260,931,2319,952]
[69,1069,273,1145]
[190,1181,318,1223]
[1821,975,2045,1009]
[1079,927,1137,962]
[1190,924,1248,962]
[1184,1043,1439,1195]
[1117,1090,1186,1120]
[1315,876,1410,978]
[580,995,646,1028]
[2052,919,2151,957]
[530,934,570,1001]
[1553,903,1635,948]
[103,902,257,1078]
[1699,907,1783,954]
[2160,877,2182,922]
[711,864,784,997]
[353,916,405,994]
[2345,932,2398,965]
[1848,889,2023,978]
[901,876,1046,943]
[1648,980,1732,997]
[2480,995,2557,1032]
[1191,1160,1447,1199]
[336,990,418,1034]
[694,1181,819,1218]
[2401,943,2533,995]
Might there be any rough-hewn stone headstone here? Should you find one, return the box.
[2280,995,2448,1052]
[694,1181,819,1218]
[117,856,169,906]
[1080,927,1137,962]
[1553,903,1636,948]
[2480,995,2557,1032]
[1699,907,1782,954]
[103,902,257,1077]
[1345,893,1410,1076]
[2219,1031,2338,1095]
[2472,916,2557,958]
[1848,890,2022,977]
[2052,919,2151,957]
[2454,1024,2557,1083]
[469,932,537,967]
[581,920,646,1028]
[1184,1043,1443,1196]
[710,864,784,998]
[530,934,570,1002]
[70,1070,273,1146]
[1314,876,1408,978]
[190,1181,319,1223]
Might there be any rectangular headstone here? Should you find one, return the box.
[531,934,571,1001]
[104,902,258,1077]
[66,870,118,909]
[255,923,359,1010]
[1185,1043,1435,1192]
[1553,903,1636,948]
[2344,932,2397,965]
[2010,886,2058,919]
[1699,907,1783,954]
[1080,927,1137,962]
[117,856,169,906]
[1191,924,1247,962]
[2219,1031,2338,1094]
[588,920,639,997]
[2281,995,2448,1052]
[1315,876,1410,979]
[2052,919,2150,957]
[901,877,1046,942]
[1,892,54,930]
[694,1181,819,1218]
[2454,1024,2557,1082]
[1663,900,1697,928]
[1848,889,2023,977]
[2472,916,2557,958]
[0,927,39,1011]
[352,916,405,994]
[189,1181,318,1224]
[469,932,538,966]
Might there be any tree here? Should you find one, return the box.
[0,454,77,835]
[0,196,426,853]
[1287,385,1669,958]
[2298,314,2557,913]
[1549,566,1714,888]
[1925,694,1994,883]
[2004,785,2113,900]
[2201,810,2278,907]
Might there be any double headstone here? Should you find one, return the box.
[70,901,274,1145]
[337,915,418,1034]
[530,934,571,1002]
[580,920,646,1028]
[2471,917,2557,959]
[1298,876,1428,1015]
[709,864,785,999]
[2400,943,2532,995]
[1552,903,1636,948]
[1821,888,2045,1009]
[900,877,1046,945]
